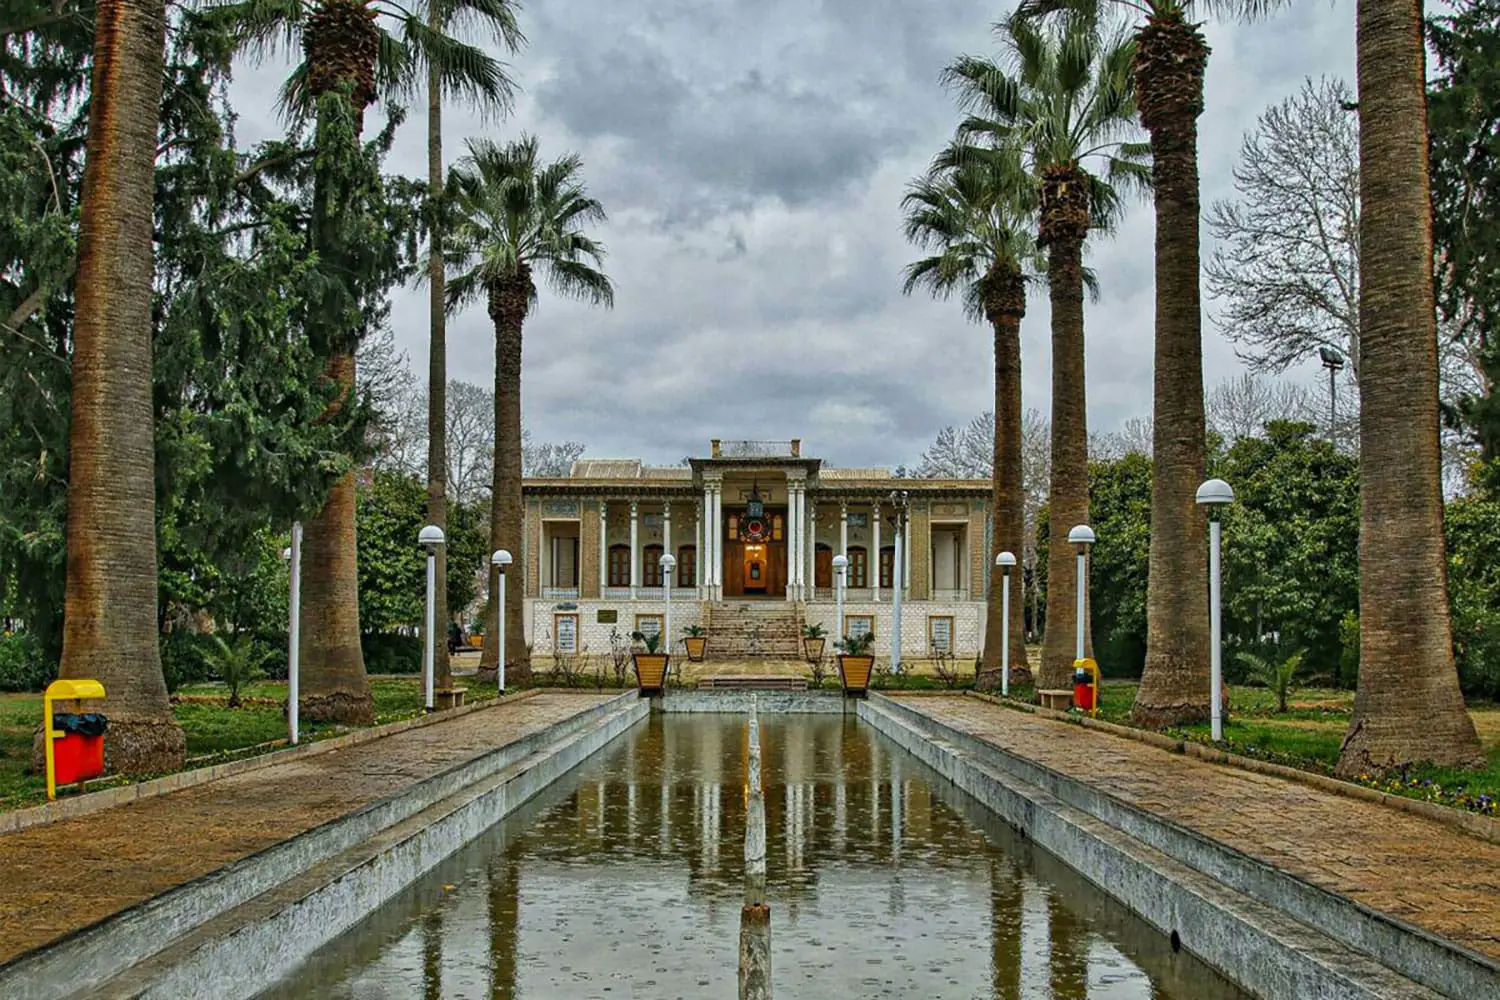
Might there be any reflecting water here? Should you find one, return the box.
[261,715,1250,999]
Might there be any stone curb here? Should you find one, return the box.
[0,690,544,835]
[961,690,1500,846]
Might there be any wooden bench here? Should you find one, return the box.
[1037,688,1073,712]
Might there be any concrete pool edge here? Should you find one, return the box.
[1,692,643,1000]
[859,695,1460,1000]
[86,697,650,1000]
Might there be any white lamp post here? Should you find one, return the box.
[996,551,1017,696]
[492,549,513,694]
[1066,525,1096,663]
[660,553,677,658]
[419,525,445,712]
[889,489,909,674]
[282,523,302,744]
[832,554,849,654]
[1196,478,1235,742]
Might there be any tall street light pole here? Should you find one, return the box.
[419,525,446,712]
[1319,346,1345,444]
[282,523,302,744]
[888,489,909,674]
[832,555,849,657]
[493,549,513,695]
[1197,478,1235,741]
[661,553,677,672]
[996,551,1016,696]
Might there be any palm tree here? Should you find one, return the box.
[1336,0,1483,773]
[445,137,614,685]
[58,0,187,773]
[902,144,1038,685]
[208,0,513,721]
[423,0,523,697]
[1017,0,1285,725]
[943,10,1149,690]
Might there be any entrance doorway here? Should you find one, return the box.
[742,544,768,593]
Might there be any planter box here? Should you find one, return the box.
[682,637,708,662]
[803,637,826,663]
[634,653,671,694]
[838,655,875,696]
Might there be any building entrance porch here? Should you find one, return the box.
[724,539,788,598]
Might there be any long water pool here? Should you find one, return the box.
[260,714,1248,998]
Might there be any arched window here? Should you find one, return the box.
[608,545,630,588]
[880,546,896,589]
[677,545,697,587]
[848,546,869,588]
[643,545,665,587]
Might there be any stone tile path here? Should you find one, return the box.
[891,694,1500,962]
[0,692,617,965]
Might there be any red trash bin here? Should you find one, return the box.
[1072,669,1095,712]
[52,713,108,785]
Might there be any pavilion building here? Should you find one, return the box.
[519,439,993,660]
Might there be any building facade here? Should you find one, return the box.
[521,439,993,659]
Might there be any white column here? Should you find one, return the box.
[629,500,640,600]
[711,484,723,600]
[663,501,673,593]
[696,500,704,597]
[599,501,609,595]
[839,500,849,564]
[872,503,882,603]
[789,483,801,600]
[797,487,808,601]
[903,518,912,594]
[701,487,711,598]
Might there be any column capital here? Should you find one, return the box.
[630,499,639,513]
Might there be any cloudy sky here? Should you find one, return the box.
[229,0,1356,469]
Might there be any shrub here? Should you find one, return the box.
[0,633,53,692]
[361,631,422,675]
[160,631,217,692]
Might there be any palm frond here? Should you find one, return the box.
[197,0,306,62]
[398,18,514,111]
[436,0,525,51]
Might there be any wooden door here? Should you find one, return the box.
[723,541,743,597]
[815,546,832,589]
[743,546,767,592]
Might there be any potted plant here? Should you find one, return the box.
[837,631,877,696]
[631,630,671,694]
[682,624,708,662]
[803,622,827,663]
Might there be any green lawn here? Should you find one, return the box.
[0,676,508,812]
[1015,678,1500,816]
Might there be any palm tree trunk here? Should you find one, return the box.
[980,271,1029,686]
[1337,0,1483,774]
[480,273,531,685]
[1132,12,1212,728]
[296,3,381,723]
[57,0,185,775]
[426,49,452,693]
[299,359,375,723]
[1039,181,1092,691]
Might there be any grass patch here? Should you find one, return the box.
[0,676,526,813]
[1000,677,1498,817]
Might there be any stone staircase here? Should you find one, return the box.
[703,601,805,660]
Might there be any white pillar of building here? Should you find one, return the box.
[788,483,801,601]
[599,501,609,595]
[872,502,881,603]
[629,500,640,600]
[700,486,712,599]
[695,500,704,597]
[713,485,724,600]
[663,501,672,592]
[839,500,849,565]
[904,517,912,595]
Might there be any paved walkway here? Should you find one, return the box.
[0,692,617,965]
[891,694,1500,962]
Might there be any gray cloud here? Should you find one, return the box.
[229,0,1358,470]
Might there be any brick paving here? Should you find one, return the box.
[891,694,1500,962]
[0,692,616,965]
